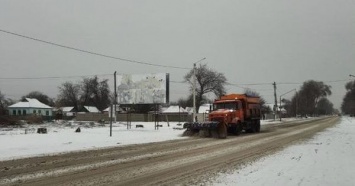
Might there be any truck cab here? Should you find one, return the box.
[183,93,261,138]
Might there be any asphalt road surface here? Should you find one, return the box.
[0,117,339,186]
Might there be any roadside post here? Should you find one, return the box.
[110,104,113,137]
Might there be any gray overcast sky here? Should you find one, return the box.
[1,0,354,109]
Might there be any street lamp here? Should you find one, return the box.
[279,89,296,121]
[193,57,206,122]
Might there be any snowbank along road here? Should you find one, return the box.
[0,116,339,186]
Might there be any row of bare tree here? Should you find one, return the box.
[0,76,111,115]
[1,64,354,116]
[57,76,111,111]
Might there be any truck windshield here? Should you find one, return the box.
[213,102,237,110]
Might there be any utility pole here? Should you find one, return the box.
[273,82,278,120]
[192,57,206,122]
[114,71,117,123]
[193,63,196,122]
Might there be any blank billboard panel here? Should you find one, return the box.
[117,73,169,104]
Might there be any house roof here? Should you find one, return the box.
[185,107,193,114]
[8,98,52,109]
[84,106,100,113]
[162,105,187,113]
[103,105,121,112]
[61,107,75,112]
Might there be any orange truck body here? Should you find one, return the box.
[212,94,261,123]
[184,93,261,138]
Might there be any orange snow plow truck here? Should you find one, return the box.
[183,94,261,139]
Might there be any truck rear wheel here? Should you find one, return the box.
[246,121,257,133]
[234,122,243,135]
[256,120,261,132]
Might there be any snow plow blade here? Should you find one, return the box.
[182,121,227,139]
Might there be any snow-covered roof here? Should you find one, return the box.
[160,107,168,112]
[61,107,75,112]
[8,98,52,109]
[84,106,100,113]
[185,107,193,114]
[103,105,121,112]
[162,106,187,113]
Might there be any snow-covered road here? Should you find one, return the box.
[213,116,355,186]
[1,117,353,185]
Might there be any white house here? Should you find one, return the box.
[60,106,76,116]
[8,98,53,117]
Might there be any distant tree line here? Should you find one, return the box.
[281,80,334,117]
[57,76,111,111]
[341,80,355,115]
[0,76,111,114]
[0,91,14,115]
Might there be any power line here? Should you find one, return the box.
[0,29,190,70]
[0,74,112,80]
[170,80,186,84]
[278,79,350,85]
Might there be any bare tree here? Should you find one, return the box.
[290,80,332,116]
[21,91,54,106]
[0,91,14,115]
[316,97,334,115]
[80,76,111,111]
[184,64,227,112]
[57,82,81,111]
[58,77,111,112]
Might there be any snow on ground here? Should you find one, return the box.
[0,121,187,161]
[0,119,304,160]
[212,116,355,186]
[0,118,309,161]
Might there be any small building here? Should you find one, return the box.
[61,107,76,116]
[8,98,53,118]
[81,106,100,113]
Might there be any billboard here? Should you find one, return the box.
[117,73,169,104]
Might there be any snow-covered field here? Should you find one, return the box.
[0,121,188,160]
[212,116,355,186]
[0,118,300,161]
[2,117,353,186]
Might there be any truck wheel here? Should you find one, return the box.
[182,130,193,136]
[211,130,219,138]
[256,120,261,132]
[218,123,227,139]
[247,121,257,133]
[234,123,242,135]
[199,129,211,137]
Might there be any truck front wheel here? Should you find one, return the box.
[234,122,243,136]
[217,123,227,139]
